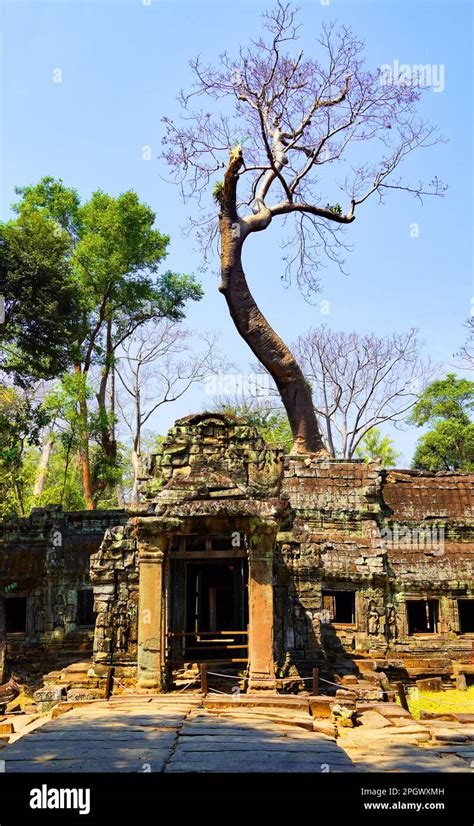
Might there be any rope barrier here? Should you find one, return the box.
[319,677,373,694]
[206,671,248,682]
[176,678,199,693]
[113,678,133,692]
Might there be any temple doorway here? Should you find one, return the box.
[166,537,249,666]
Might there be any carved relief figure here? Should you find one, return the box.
[367,600,380,635]
[52,593,66,629]
[33,602,46,634]
[386,604,398,640]
[112,587,131,653]
[114,603,130,652]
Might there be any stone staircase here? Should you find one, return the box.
[35,661,103,709]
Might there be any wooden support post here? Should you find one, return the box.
[200,663,207,696]
[312,668,319,697]
[105,666,115,700]
[396,681,409,712]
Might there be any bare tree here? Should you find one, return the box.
[115,322,227,501]
[163,2,445,454]
[294,326,435,457]
[456,318,474,370]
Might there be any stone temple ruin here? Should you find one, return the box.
[0,413,473,698]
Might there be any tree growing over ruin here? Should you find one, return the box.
[163,1,444,454]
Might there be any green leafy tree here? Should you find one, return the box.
[355,428,400,468]
[0,384,49,518]
[410,374,474,471]
[0,211,82,385]
[12,177,203,508]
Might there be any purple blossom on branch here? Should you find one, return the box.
[162,1,445,293]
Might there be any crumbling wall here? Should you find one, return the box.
[0,506,126,675]
[278,460,474,677]
[138,411,284,502]
[1,414,473,687]
[380,470,474,674]
[90,412,285,680]
[90,523,139,681]
[276,457,387,674]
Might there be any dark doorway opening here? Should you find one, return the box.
[5,597,27,633]
[168,551,248,663]
[407,599,439,634]
[182,560,248,660]
[322,590,355,624]
[458,600,474,634]
[76,589,95,626]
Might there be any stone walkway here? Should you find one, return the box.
[1,697,473,773]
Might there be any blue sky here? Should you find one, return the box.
[1,0,472,463]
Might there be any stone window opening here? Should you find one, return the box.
[5,596,27,633]
[322,590,356,626]
[406,599,439,635]
[458,599,474,634]
[76,588,95,627]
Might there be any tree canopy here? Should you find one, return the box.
[0,176,203,512]
[410,374,474,471]
[0,211,81,384]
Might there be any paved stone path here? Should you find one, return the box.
[1,697,473,773]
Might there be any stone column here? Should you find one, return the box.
[247,530,277,692]
[137,540,166,691]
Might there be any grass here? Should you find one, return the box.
[401,685,474,719]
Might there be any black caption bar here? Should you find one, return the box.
[0,772,472,823]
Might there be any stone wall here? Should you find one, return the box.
[90,412,285,687]
[1,414,473,688]
[276,460,474,677]
[0,506,126,677]
[88,415,474,685]
[90,523,139,680]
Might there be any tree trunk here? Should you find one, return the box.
[33,429,54,499]
[75,365,94,510]
[79,399,94,510]
[14,479,25,517]
[60,437,73,506]
[96,320,117,464]
[218,149,327,455]
[131,449,141,503]
[131,423,142,503]
[116,484,125,508]
[130,377,142,503]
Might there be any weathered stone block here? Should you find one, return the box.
[309,697,333,718]
[34,687,65,703]
[416,677,444,693]
[66,688,104,702]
